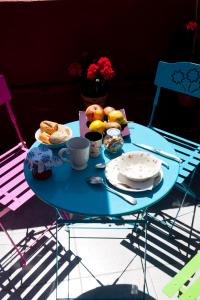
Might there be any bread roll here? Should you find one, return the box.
[58,124,72,136]
[49,130,69,144]
[40,120,58,135]
[58,124,68,132]
[39,131,51,144]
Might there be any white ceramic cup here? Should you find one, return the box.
[58,137,90,170]
[85,132,103,158]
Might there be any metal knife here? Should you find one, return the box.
[132,142,182,163]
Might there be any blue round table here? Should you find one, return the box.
[24,121,180,217]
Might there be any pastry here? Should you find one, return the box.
[40,120,58,135]
[58,124,72,135]
[49,130,69,144]
[39,131,51,144]
[58,124,68,132]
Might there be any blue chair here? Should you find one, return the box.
[148,61,200,233]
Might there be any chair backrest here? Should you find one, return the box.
[148,61,200,127]
[0,75,26,148]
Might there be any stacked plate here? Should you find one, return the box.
[105,151,163,192]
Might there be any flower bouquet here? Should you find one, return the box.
[68,56,115,107]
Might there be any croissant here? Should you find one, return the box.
[40,120,58,135]
[39,131,51,144]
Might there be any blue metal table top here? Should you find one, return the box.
[24,121,180,216]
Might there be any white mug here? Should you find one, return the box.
[58,137,90,170]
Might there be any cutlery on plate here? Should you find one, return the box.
[86,176,137,205]
[131,142,182,163]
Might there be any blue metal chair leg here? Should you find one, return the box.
[143,210,148,299]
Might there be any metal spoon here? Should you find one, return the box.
[86,176,137,205]
[96,162,107,169]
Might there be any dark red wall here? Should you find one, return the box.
[0,0,198,152]
[0,0,195,84]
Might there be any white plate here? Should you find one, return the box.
[105,157,163,192]
[118,151,162,181]
[35,125,73,149]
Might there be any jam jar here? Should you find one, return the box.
[26,146,53,180]
[103,128,124,153]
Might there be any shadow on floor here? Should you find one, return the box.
[121,208,200,279]
[0,227,81,300]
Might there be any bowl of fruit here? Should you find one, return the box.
[79,104,130,137]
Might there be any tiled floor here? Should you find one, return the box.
[0,173,200,300]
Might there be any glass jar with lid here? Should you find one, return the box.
[103,128,124,153]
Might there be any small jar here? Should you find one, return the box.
[26,146,53,180]
[103,128,124,153]
[32,166,52,180]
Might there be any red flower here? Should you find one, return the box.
[96,57,115,80]
[97,57,111,69]
[100,65,115,80]
[185,21,199,32]
[69,56,115,86]
[68,63,82,77]
[87,64,99,80]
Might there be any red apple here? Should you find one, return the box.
[103,106,115,116]
[85,104,104,122]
